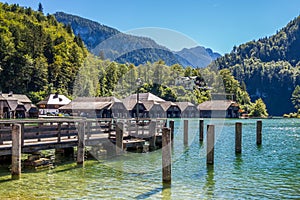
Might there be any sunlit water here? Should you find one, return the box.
[0,118,299,199]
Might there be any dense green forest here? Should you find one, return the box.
[74,54,251,109]
[210,16,300,115]
[0,2,87,101]
[0,3,258,116]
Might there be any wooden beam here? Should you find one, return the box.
[184,120,188,146]
[257,120,262,145]
[77,121,85,166]
[162,127,171,183]
[11,124,21,180]
[206,125,215,165]
[235,122,242,153]
[115,122,123,155]
[199,119,204,142]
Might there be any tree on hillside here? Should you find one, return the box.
[291,85,300,110]
[249,98,268,118]
[38,3,43,13]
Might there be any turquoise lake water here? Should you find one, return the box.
[0,118,299,199]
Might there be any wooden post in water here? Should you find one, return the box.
[256,120,262,145]
[169,120,174,147]
[11,124,21,179]
[149,121,157,150]
[77,121,85,165]
[57,122,62,143]
[206,125,215,165]
[184,120,188,146]
[115,122,123,155]
[20,123,24,147]
[199,119,204,142]
[162,127,171,183]
[235,122,242,153]
[37,122,42,142]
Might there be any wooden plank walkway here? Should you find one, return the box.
[0,118,166,156]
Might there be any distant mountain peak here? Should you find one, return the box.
[174,46,221,68]
[54,12,221,67]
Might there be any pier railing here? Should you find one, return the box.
[0,118,167,156]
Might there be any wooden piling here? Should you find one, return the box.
[77,121,85,165]
[11,124,21,179]
[37,122,42,142]
[184,120,188,146]
[206,125,215,165]
[256,120,262,145]
[20,123,24,147]
[235,122,242,153]
[162,127,171,183]
[199,120,204,142]
[169,120,174,147]
[57,122,62,143]
[115,122,123,155]
[149,121,157,150]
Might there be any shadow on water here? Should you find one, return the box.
[203,165,215,197]
[134,182,171,200]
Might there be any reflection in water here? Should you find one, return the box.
[234,154,243,171]
[162,182,171,200]
[203,165,215,198]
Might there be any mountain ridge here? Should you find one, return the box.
[54,12,220,67]
[211,15,300,115]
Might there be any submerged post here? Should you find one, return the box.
[162,127,171,183]
[169,120,174,147]
[116,122,123,155]
[184,120,188,146]
[77,121,85,165]
[149,121,157,151]
[256,120,262,145]
[199,119,204,142]
[235,122,242,153]
[206,125,215,165]
[12,124,21,179]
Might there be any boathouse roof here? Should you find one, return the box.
[1,93,32,103]
[73,96,122,103]
[59,101,111,111]
[198,100,239,111]
[142,100,163,111]
[160,101,180,111]
[37,93,71,106]
[175,102,197,111]
[124,92,165,102]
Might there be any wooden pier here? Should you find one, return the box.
[0,118,166,178]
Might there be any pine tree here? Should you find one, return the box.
[38,3,43,13]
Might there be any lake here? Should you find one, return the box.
[0,118,299,199]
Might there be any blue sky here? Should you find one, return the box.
[2,0,300,54]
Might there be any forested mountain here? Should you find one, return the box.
[54,12,120,50]
[174,46,221,68]
[211,16,300,115]
[0,3,87,100]
[0,3,248,109]
[54,12,219,67]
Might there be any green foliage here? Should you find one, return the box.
[38,3,43,13]
[291,85,300,110]
[0,3,252,107]
[211,16,300,115]
[249,98,268,118]
[0,2,87,102]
